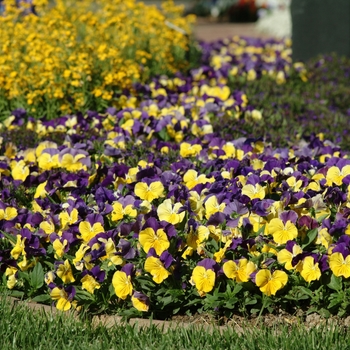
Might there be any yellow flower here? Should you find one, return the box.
[39,219,55,235]
[277,244,303,270]
[186,225,209,249]
[183,169,212,190]
[60,153,87,172]
[56,260,75,284]
[179,142,202,158]
[329,253,350,278]
[241,184,265,200]
[131,293,149,312]
[10,235,26,260]
[134,181,164,202]
[223,259,256,282]
[112,271,133,300]
[81,275,101,294]
[268,218,298,245]
[11,161,30,182]
[191,266,215,295]
[139,227,170,255]
[326,165,350,186]
[204,195,226,219]
[37,152,59,170]
[72,243,90,271]
[0,207,18,221]
[53,238,68,259]
[34,181,48,199]
[256,269,288,296]
[5,267,17,289]
[144,256,170,284]
[300,256,321,282]
[157,198,185,225]
[50,287,72,312]
[78,221,105,243]
[111,202,137,221]
[59,208,79,228]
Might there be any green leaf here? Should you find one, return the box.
[232,283,243,295]
[297,286,314,297]
[244,298,257,306]
[302,228,318,248]
[318,308,331,319]
[1,231,17,244]
[328,298,342,310]
[158,295,172,307]
[158,128,170,141]
[327,274,342,291]
[8,290,25,298]
[75,289,95,301]
[31,294,51,303]
[29,262,44,290]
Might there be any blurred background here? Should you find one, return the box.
[141,0,291,39]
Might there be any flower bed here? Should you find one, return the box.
[1,18,350,320]
[0,0,197,120]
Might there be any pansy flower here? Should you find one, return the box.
[267,210,298,245]
[179,142,202,158]
[277,241,303,271]
[300,256,322,282]
[56,259,75,284]
[111,196,137,222]
[329,238,350,278]
[78,214,105,243]
[144,256,171,284]
[10,160,30,182]
[204,195,226,220]
[50,285,76,311]
[59,208,79,229]
[326,163,350,186]
[223,258,256,282]
[37,148,60,171]
[10,234,27,260]
[131,291,150,312]
[183,170,211,190]
[81,266,105,294]
[134,179,164,202]
[139,220,170,256]
[0,206,18,221]
[157,198,185,225]
[112,263,134,299]
[255,269,288,296]
[190,259,218,296]
[5,266,18,289]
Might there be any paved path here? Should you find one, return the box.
[193,19,274,42]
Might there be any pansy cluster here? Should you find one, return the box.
[0,0,196,119]
[1,29,350,317]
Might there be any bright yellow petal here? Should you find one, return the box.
[112,271,133,299]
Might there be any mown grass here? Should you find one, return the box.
[0,296,348,350]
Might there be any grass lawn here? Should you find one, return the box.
[1,295,349,350]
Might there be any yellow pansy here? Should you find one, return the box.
[190,266,215,295]
[139,227,170,256]
[256,269,288,296]
[144,256,170,284]
[157,199,185,225]
[134,181,164,202]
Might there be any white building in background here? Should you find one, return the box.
[255,0,291,38]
